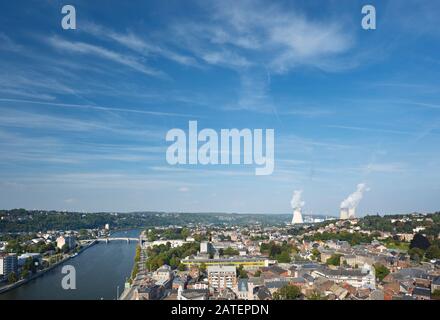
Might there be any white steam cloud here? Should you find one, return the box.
[291,190,305,210]
[340,183,369,209]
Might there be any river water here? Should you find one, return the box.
[0,229,140,300]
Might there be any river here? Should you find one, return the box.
[0,229,140,300]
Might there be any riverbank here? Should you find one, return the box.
[0,240,98,295]
[119,231,147,300]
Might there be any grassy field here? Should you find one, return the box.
[384,242,410,252]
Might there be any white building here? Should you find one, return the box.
[153,264,173,282]
[18,253,42,267]
[311,264,376,289]
[207,265,237,290]
[56,235,76,250]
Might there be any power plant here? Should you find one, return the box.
[339,183,369,220]
[291,190,304,224]
[292,207,304,224]
[289,183,369,223]
[340,208,349,220]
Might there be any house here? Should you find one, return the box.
[254,286,272,300]
[134,284,164,300]
[153,264,173,282]
[265,280,289,294]
[369,289,384,300]
[329,284,349,300]
[172,276,186,290]
[412,287,431,300]
[177,287,209,300]
[260,265,288,278]
[431,276,440,293]
[215,287,237,300]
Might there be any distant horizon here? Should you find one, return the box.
[2,207,438,218]
[1,1,440,214]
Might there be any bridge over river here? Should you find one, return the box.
[82,237,139,244]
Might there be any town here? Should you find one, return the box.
[119,212,440,301]
[1,209,440,300]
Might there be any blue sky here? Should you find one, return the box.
[0,0,440,216]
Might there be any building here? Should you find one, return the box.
[432,276,440,293]
[311,264,376,289]
[207,265,237,290]
[0,253,18,277]
[56,235,76,250]
[234,279,250,300]
[181,256,268,270]
[18,253,42,267]
[200,241,213,254]
[153,264,173,282]
[177,286,209,300]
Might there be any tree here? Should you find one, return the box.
[131,264,139,280]
[311,248,321,261]
[408,247,425,261]
[254,270,262,277]
[432,289,440,300]
[425,245,440,260]
[21,269,30,279]
[134,246,141,263]
[374,264,390,282]
[61,243,70,253]
[326,254,342,266]
[275,251,291,263]
[178,263,186,272]
[223,247,239,256]
[273,285,301,300]
[8,272,17,284]
[169,256,180,269]
[237,265,248,279]
[22,257,36,274]
[307,290,327,300]
[410,233,431,250]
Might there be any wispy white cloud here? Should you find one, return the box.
[168,0,354,73]
[82,22,200,68]
[363,162,406,174]
[46,36,166,78]
[326,124,415,136]
[0,98,196,118]
[0,33,22,52]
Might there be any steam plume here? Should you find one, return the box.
[291,190,305,209]
[340,183,369,209]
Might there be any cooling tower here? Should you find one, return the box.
[292,208,304,224]
[348,207,356,219]
[340,208,349,220]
